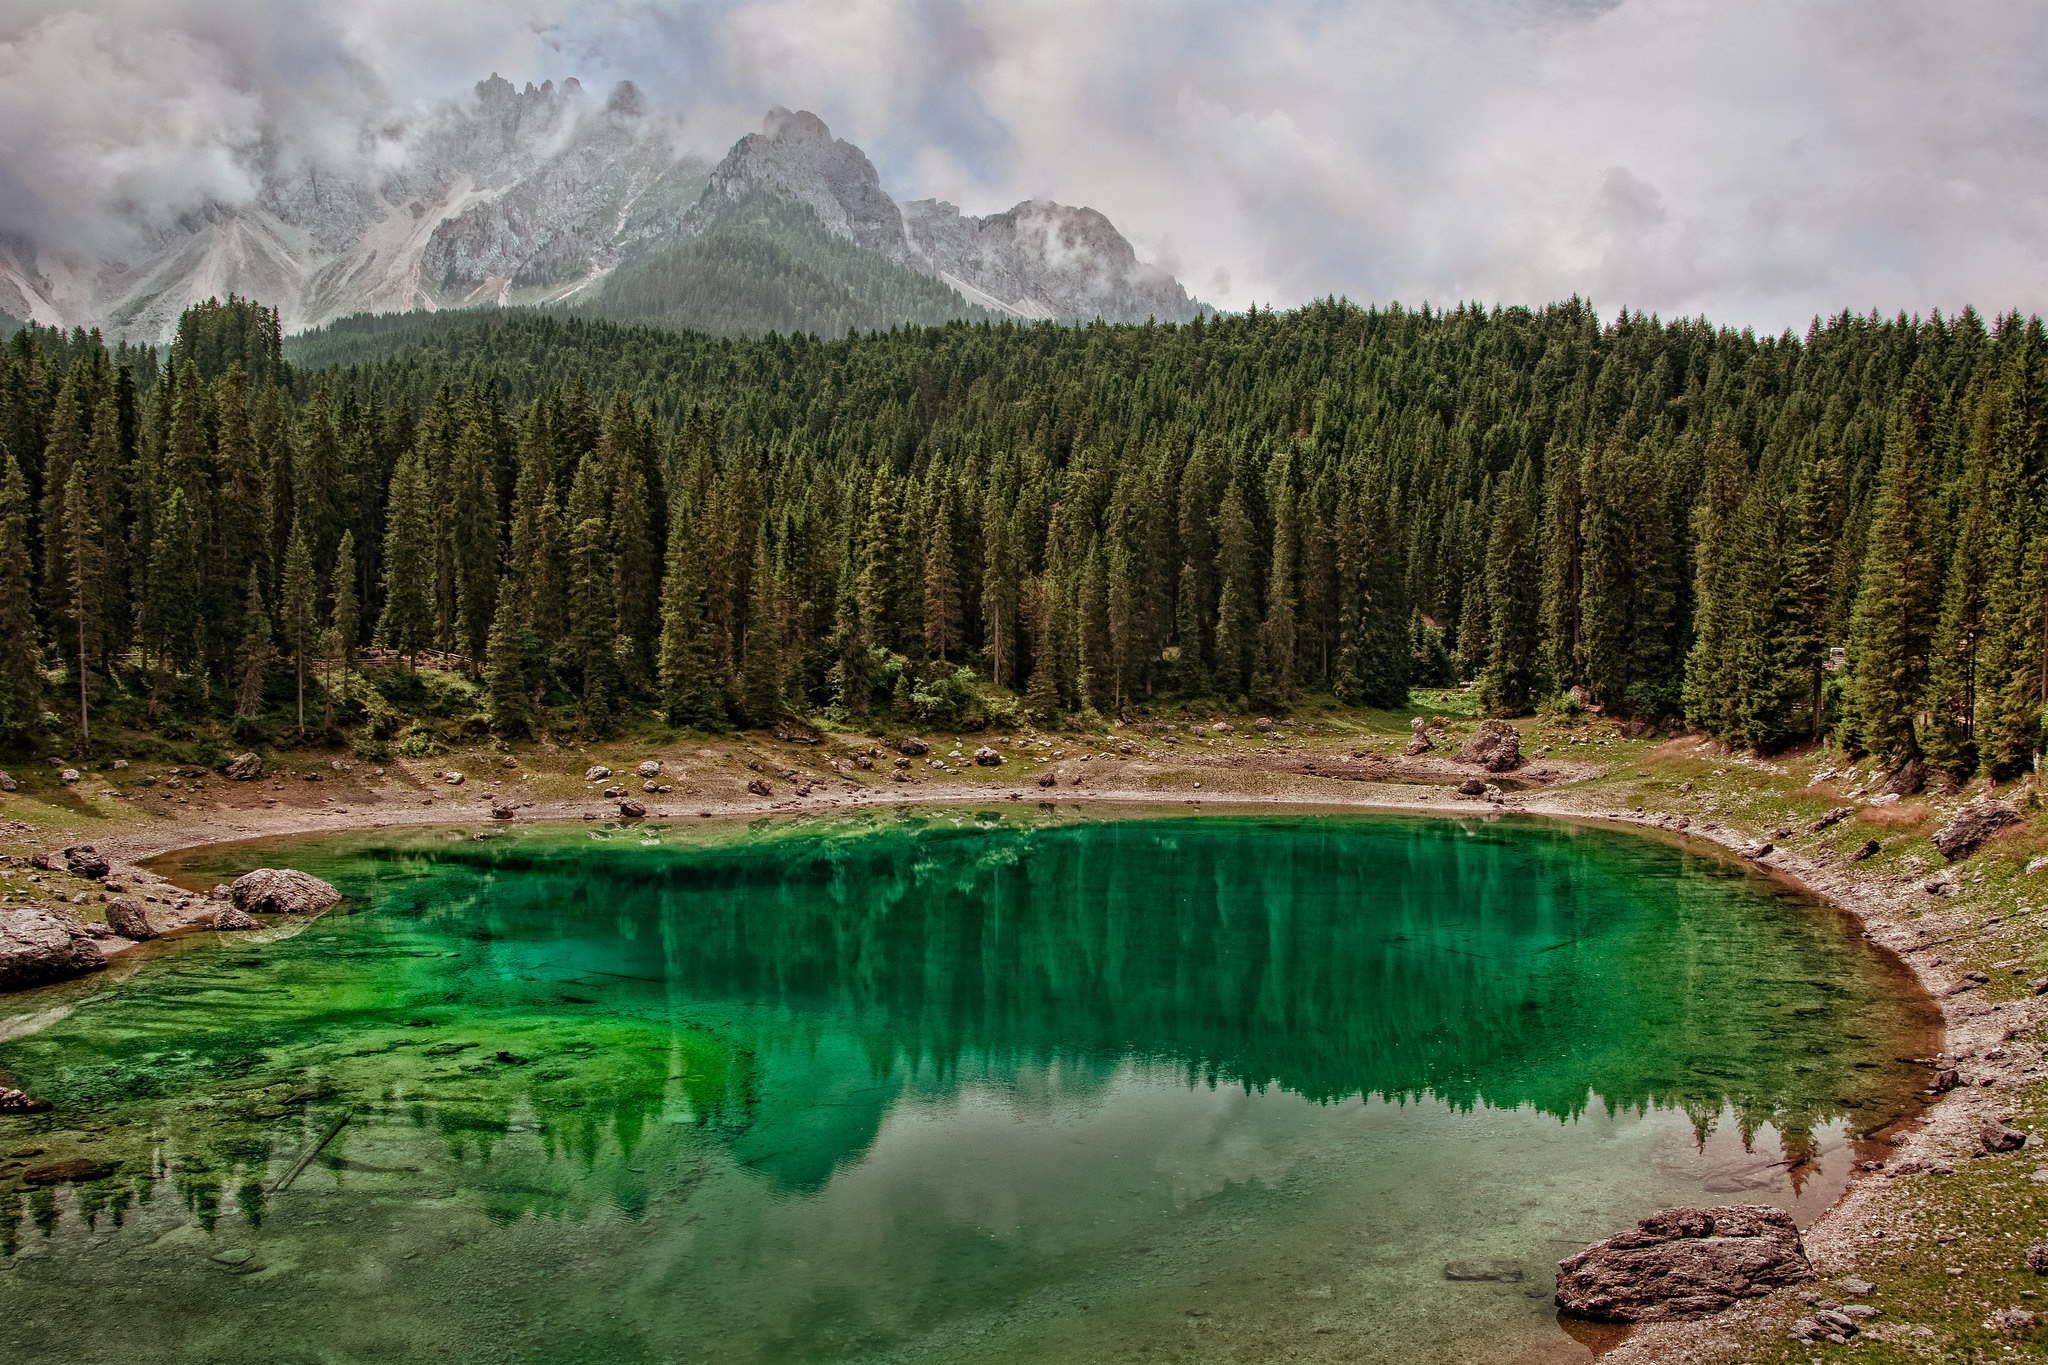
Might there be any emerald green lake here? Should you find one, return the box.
[0,809,1933,1363]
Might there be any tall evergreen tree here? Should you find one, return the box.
[280,520,319,735]
[377,451,436,666]
[0,452,40,739]
[1848,367,1941,766]
[234,569,273,721]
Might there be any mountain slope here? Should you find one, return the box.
[2,83,1199,340]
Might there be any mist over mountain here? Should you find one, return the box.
[0,74,1201,342]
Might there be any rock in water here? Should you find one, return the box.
[212,905,258,931]
[1934,801,2020,861]
[1443,1260,1523,1282]
[64,845,109,880]
[1556,1205,1811,1321]
[103,897,156,941]
[0,907,107,991]
[224,752,264,781]
[230,868,342,916]
[0,1086,52,1113]
[1454,719,1522,772]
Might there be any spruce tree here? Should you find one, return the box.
[483,582,532,738]
[923,489,961,662]
[737,525,782,725]
[1478,463,1539,716]
[658,506,722,727]
[328,531,360,702]
[377,451,436,666]
[1212,480,1257,698]
[280,520,319,735]
[59,463,105,748]
[566,453,619,729]
[234,569,273,721]
[0,452,40,739]
[1848,367,1941,766]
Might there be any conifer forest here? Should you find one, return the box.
[0,294,2042,783]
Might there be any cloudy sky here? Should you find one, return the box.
[2,0,2044,329]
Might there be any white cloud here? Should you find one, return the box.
[4,0,2045,327]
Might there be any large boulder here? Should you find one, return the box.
[230,868,341,916]
[212,905,258,931]
[0,907,107,991]
[897,736,930,757]
[103,897,156,941]
[1556,1205,1811,1322]
[224,752,264,781]
[64,845,109,880]
[1881,758,1927,798]
[1934,800,2021,862]
[1454,719,1523,773]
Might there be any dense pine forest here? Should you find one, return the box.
[0,294,2042,787]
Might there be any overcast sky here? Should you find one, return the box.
[3,0,2044,330]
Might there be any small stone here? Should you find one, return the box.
[1850,840,1881,862]
[1037,772,1057,788]
[58,768,79,784]
[444,771,464,785]
[103,897,156,941]
[490,803,516,820]
[618,799,647,819]
[1457,778,1485,796]
[1985,1308,2038,1331]
[637,760,662,777]
[974,747,1003,766]
[897,736,930,756]
[212,905,257,931]
[2025,1241,2048,1275]
[642,780,658,793]
[1254,717,1275,732]
[1837,1277,1875,1297]
[746,778,771,798]
[584,765,611,781]
[501,755,519,768]
[110,759,127,770]
[0,770,15,791]
[224,752,264,781]
[1211,722,1229,733]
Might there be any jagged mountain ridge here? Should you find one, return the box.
[0,83,1199,342]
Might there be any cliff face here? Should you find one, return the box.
[2,86,1197,340]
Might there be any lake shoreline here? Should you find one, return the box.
[2,724,2029,1361]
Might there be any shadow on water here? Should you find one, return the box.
[0,809,1936,1364]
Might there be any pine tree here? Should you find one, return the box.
[328,530,360,704]
[0,452,40,739]
[566,453,618,728]
[1259,477,1298,702]
[737,525,782,725]
[483,582,532,737]
[923,488,961,662]
[1849,367,1941,767]
[658,504,722,727]
[1479,463,1539,716]
[449,417,500,672]
[1024,575,1061,719]
[377,451,436,665]
[139,488,199,707]
[1212,480,1257,698]
[234,569,273,721]
[59,463,105,748]
[280,520,319,735]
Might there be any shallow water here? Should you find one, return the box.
[0,808,1933,1363]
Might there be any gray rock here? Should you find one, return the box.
[1457,778,1486,796]
[1981,1121,2029,1154]
[224,752,264,781]
[1934,801,2021,861]
[1881,759,1927,797]
[1985,1308,2038,1331]
[897,736,930,756]
[230,868,341,916]
[212,905,258,931]
[64,845,108,879]
[1454,719,1523,773]
[0,906,106,991]
[444,771,464,785]
[103,897,156,941]
[1850,839,1881,862]
[58,768,79,783]
[0,1086,52,1113]
[1556,1205,1811,1322]
[0,770,15,791]
[490,802,516,820]
[1837,1277,1875,1296]
[1406,736,1433,756]
[618,799,647,818]
[637,760,662,777]
[2025,1241,2048,1275]
[1037,771,1057,787]
[746,777,772,797]
[584,765,611,781]
[1810,807,1853,832]
[974,746,1004,766]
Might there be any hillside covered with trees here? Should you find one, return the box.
[0,294,2041,787]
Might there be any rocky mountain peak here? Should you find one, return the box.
[699,108,908,258]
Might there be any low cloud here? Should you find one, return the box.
[5,0,2045,327]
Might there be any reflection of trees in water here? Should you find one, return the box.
[2,815,1924,1251]
[400,816,1921,1153]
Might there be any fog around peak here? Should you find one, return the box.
[3,0,2044,327]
